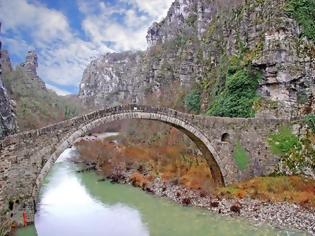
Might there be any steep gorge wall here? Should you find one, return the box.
[79,0,315,119]
[0,29,17,138]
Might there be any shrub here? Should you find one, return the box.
[184,89,201,113]
[268,127,315,176]
[207,67,261,117]
[286,0,315,41]
[234,142,250,171]
[304,114,315,133]
[268,127,301,156]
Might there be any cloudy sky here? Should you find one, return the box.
[0,0,173,95]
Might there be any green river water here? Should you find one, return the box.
[17,148,306,236]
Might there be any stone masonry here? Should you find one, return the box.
[0,104,291,228]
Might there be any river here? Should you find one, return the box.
[17,147,305,236]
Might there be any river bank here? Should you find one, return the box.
[81,164,313,235]
[73,133,315,235]
[16,151,302,236]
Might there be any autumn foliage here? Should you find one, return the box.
[218,176,315,208]
[75,136,214,192]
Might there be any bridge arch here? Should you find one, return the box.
[32,106,225,199]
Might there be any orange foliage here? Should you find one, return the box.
[75,138,215,192]
[218,176,315,208]
[130,172,152,188]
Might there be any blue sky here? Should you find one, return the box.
[0,0,173,95]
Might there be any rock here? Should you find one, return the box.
[1,50,13,73]
[19,51,46,90]
[230,202,242,215]
[199,191,207,198]
[210,201,219,208]
[145,187,154,193]
[0,27,17,138]
[108,173,125,184]
[78,0,315,119]
[181,197,191,206]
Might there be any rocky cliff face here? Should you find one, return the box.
[79,0,315,118]
[2,50,83,131]
[0,48,17,138]
[20,50,46,90]
[79,51,144,107]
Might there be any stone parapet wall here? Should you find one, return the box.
[0,104,291,228]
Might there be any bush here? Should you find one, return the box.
[184,89,201,113]
[268,127,301,156]
[234,142,250,171]
[268,127,315,176]
[207,67,261,117]
[286,0,315,41]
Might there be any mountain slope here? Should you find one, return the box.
[79,0,315,119]
[2,51,84,131]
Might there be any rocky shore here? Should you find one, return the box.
[84,164,315,235]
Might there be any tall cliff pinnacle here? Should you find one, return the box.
[20,50,46,90]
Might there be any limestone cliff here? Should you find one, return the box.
[79,0,315,119]
[0,67,17,137]
[20,50,47,90]
[79,51,144,107]
[0,41,17,138]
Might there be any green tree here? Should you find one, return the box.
[185,89,201,113]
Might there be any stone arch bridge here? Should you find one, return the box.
[0,104,290,225]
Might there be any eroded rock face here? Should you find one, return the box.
[0,49,17,138]
[79,0,315,118]
[1,50,12,73]
[146,0,220,46]
[20,50,46,90]
[79,51,145,107]
[0,79,17,138]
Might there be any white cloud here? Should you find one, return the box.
[123,0,173,19]
[0,0,112,94]
[78,0,173,51]
[0,0,173,94]
[46,84,70,96]
[0,0,72,44]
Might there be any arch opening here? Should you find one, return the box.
[33,111,225,199]
[221,133,230,142]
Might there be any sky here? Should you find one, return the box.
[0,0,173,95]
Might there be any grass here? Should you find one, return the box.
[234,142,250,171]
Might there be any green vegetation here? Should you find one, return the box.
[304,114,315,133]
[3,68,84,131]
[286,0,315,41]
[207,67,261,117]
[268,127,315,175]
[233,142,250,171]
[186,13,198,27]
[184,89,201,113]
[268,127,301,156]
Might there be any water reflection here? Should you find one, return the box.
[18,146,305,236]
[35,148,149,236]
